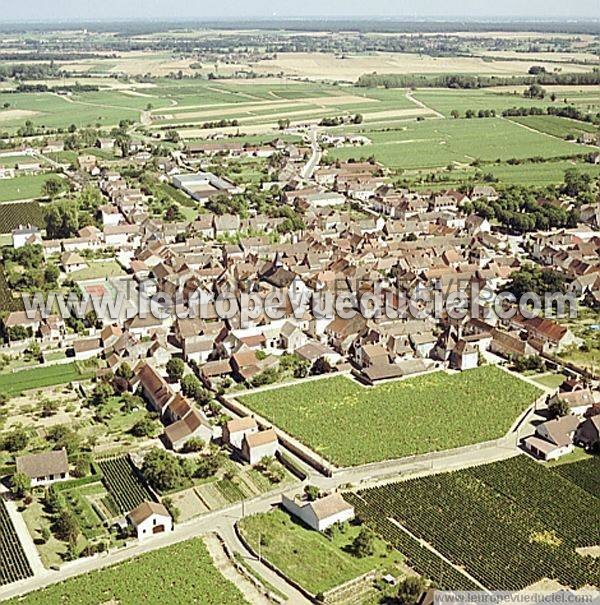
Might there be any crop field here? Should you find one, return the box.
[508,115,599,139]
[328,117,596,170]
[347,456,600,590]
[552,457,600,497]
[0,92,140,131]
[150,84,425,133]
[4,537,247,605]
[238,508,403,595]
[0,499,33,587]
[0,174,54,202]
[237,366,541,467]
[97,456,155,514]
[412,89,560,117]
[0,362,94,397]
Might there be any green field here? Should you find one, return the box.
[508,115,599,139]
[0,362,94,396]
[238,366,541,467]
[238,508,402,595]
[69,260,126,281]
[412,88,560,117]
[328,117,595,170]
[0,92,140,131]
[552,456,600,497]
[0,174,56,202]
[347,456,600,590]
[4,537,247,605]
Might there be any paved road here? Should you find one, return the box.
[300,127,320,180]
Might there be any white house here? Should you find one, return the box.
[241,429,278,465]
[523,414,580,461]
[15,449,70,487]
[282,492,355,532]
[60,251,88,274]
[223,416,259,450]
[12,225,41,249]
[127,501,173,541]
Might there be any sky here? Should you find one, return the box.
[0,0,598,22]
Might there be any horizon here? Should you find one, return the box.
[0,1,599,24]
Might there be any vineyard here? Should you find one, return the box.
[239,366,541,466]
[97,456,155,515]
[0,499,33,586]
[0,201,43,233]
[552,457,600,498]
[348,456,600,590]
[0,268,22,313]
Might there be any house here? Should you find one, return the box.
[241,429,278,465]
[135,363,175,416]
[549,389,597,417]
[127,501,173,541]
[471,185,499,201]
[12,225,41,249]
[60,251,88,274]
[575,416,600,451]
[523,414,580,461]
[281,492,355,532]
[96,137,115,150]
[450,340,478,371]
[15,449,70,486]
[73,337,103,360]
[222,416,259,450]
[511,315,578,352]
[163,408,213,451]
[280,321,308,353]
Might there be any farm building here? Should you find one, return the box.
[222,416,259,450]
[241,429,278,465]
[282,492,355,532]
[16,449,70,486]
[127,501,173,541]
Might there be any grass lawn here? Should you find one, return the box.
[238,366,541,467]
[4,537,247,605]
[530,373,566,389]
[69,260,125,281]
[238,508,403,595]
[0,362,95,397]
[0,174,56,202]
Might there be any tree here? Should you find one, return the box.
[130,416,157,438]
[181,437,205,453]
[11,472,31,498]
[47,425,81,455]
[141,448,188,492]
[181,375,202,399]
[396,576,427,605]
[311,358,332,376]
[450,109,460,119]
[90,382,114,407]
[304,484,320,501]
[116,362,133,381]
[350,526,376,558]
[548,397,570,419]
[42,177,65,199]
[166,358,185,382]
[2,427,29,453]
[44,201,79,239]
[54,509,80,545]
